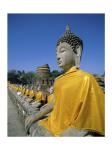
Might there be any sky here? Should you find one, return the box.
[8,14,104,75]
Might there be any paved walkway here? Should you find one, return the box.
[8,93,26,136]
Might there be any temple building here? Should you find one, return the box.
[36,64,54,87]
[36,64,50,77]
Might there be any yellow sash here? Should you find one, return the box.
[40,67,104,136]
[47,94,54,103]
[35,91,46,102]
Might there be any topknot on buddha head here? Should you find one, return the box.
[56,25,83,54]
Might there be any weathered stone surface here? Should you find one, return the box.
[8,91,26,136]
[94,75,105,92]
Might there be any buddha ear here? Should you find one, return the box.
[75,44,82,57]
[75,44,82,68]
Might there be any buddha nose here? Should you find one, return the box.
[57,57,60,60]
[57,52,61,59]
[57,57,61,62]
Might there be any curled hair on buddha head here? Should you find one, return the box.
[56,25,83,54]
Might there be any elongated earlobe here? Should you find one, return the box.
[75,45,82,68]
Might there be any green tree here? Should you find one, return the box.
[51,70,62,78]
[8,70,20,84]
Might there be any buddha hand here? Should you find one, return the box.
[25,114,37,133]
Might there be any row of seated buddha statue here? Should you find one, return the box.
[8,84,54,126]
[8,25,104,137]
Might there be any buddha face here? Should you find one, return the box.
[56,42,75,71]
[37,86,41,91]
[49,86,53,94]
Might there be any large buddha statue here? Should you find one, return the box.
[25,25,104,136]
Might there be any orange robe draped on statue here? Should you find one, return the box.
[40,67,104,136]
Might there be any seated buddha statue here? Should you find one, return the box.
[25,25,104,137]
[30,85,46,107]
[47,86,54,104]
[17,85,23,95]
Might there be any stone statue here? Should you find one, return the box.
[47,86,54,103]
[25,25,104,136]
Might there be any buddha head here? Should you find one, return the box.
[37,84,41,91]
[49,86,53,94]
[56,25,83,71]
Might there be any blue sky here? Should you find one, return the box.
[8,14,104,75]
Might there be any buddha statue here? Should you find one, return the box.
[47,86,54,104]
[25,25,104,136]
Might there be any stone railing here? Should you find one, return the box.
[8,85,49,136]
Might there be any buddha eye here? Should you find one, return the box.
[60,48,66,53]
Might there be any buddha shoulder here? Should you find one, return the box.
[54,69,94,82]
[79,70,95,81]
[54,74,64,81]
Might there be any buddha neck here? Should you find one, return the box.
[63,65,78,72]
